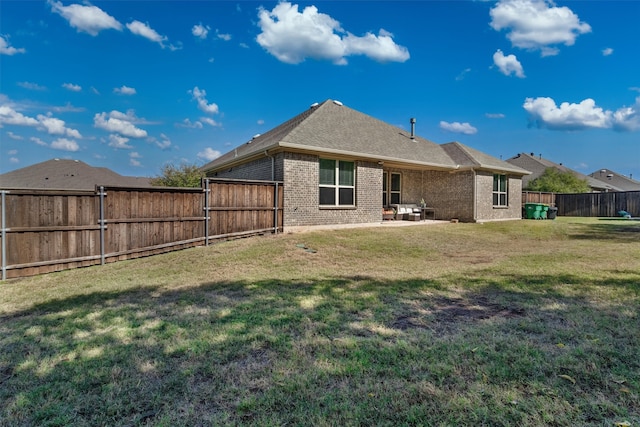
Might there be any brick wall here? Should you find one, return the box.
[212,154,283,181]
[382,168,523,222]
[210,152,524,225]
[475,172,523,221]
[283,153,382,226]
[383,168,475,221]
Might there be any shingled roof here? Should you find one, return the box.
[0,159,153,190]
[506,152,620,191]
[201,100,529,175]
[589,168,640,191]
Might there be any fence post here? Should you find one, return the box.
[203,179,210,246]
[1,190,6,281]
[99,186,106,265]
[274,182,279,234]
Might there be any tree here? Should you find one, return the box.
[150,162,205,188]
[525,167,590,193]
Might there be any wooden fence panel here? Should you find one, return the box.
[555,191,640,217]
[1,190,100,279]
[101,187,206,262]
[2,180,283,279]
[522,191,556,206]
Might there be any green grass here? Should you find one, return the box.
[1,217,639,426]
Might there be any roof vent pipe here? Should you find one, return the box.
[410,118,416,139]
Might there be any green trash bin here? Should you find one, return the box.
[524,203,541,219]
[540,205,549,219]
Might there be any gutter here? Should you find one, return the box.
[277,142,457,171]
[264,150,275,181]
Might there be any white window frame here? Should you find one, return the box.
[493,174,508,207]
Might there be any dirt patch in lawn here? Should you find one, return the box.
[391,295,526,333]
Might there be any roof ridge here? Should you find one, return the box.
[445,141,480,166]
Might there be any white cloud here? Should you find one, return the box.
[6,131,24,140]
[343,28,410,63]
[126,20,167,47]
[51,137,79,151]
[602,47,613,56]
[197,147,222,161]
[8,149,18,155]
[94,111,148,138]
[153,133,172,150]
[49,0,122,36]
[486,113,506,119]
[439,121,478,135]
[216,30,232,41]
[190,87,219,114]
[493,49,525,78]
[36,114,82,138]
[192,23,210,39]
[200,117,219,127]
[18,81,46,91]
[490,0,591,56]
[108,134,132,149]
[52,102,85,113]
[10,157,19,164]
[456,68,471,81]
[257,119,265,125]
[129,151,142,167]
[114,85,136,95]
[523,96,640,131]
[0,105,39,127]
[0,35,26,55]
[31,136,48,146]
[256,2,409,65]
[62,83,82,92]
[106,109,150,124]
[177,118,203,129]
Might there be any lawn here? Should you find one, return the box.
[1,217,639,426]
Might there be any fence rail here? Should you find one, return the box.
[1,179,283,280]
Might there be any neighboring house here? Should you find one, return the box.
[201,99,530,225]
[0,158,153,190]
[506,152,620,192]
[589,168,640,191]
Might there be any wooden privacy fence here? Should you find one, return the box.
[0,179,283,280]
[522,191,556,206]
[555,191,640,217]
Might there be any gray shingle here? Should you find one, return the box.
[0,159,153,190]
[202,100,526,175]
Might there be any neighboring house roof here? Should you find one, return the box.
[589,168,640,191]
[0,158,153,190]
[506,152,620,191]
[201,99,529,175]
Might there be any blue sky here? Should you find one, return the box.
[1,0,639,180]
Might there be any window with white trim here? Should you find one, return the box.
[493,174,508,207]
[319,159,355,206]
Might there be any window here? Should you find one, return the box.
[319,159,355,206]
[382,172,401,206]
[390,173,401,205]
[493,174,508,207]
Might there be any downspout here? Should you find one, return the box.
[264,150,275,181]
[264,150,278,233]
